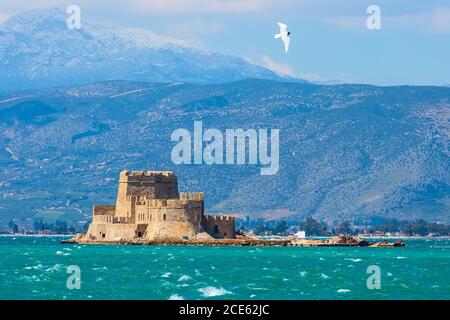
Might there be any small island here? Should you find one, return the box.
[63,170,404,247]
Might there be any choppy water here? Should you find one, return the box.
[0,236,449,300]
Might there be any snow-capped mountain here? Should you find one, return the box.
[0,8,283,91]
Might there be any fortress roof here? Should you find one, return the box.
[121,170,175,177]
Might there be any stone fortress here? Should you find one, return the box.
[81,170,235,242]
[68,170,405,247]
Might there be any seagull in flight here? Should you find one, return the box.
[274,22,291,53]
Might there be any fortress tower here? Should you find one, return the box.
[83,170,235,242]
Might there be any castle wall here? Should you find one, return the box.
[115,170,179,220]
[139,201,204,240]
[201,215,236,239]
[93,205,116,216]
[85,223,137,241]
[92,205,116,223]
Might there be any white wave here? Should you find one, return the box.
[337,289,350,293]
[23,275,41,282]
[161,272,171,278]
[25,264,44,270]
[169,294,184,300]
[56,250,71,256]
[178,283,190,287]
[92,266,108,271]
[45,264,62,272]
[321,273,330,279]
[345,258,362,262]
[198,286,232,298]
[396,256,407,259]
[178,275,191,281]
[300,271,307,277]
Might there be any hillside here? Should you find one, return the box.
[0,79,449,226]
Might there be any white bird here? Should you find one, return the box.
[274,22,291,53]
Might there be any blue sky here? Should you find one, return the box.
[1,0,450,85]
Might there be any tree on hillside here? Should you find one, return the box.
[273,220,288,235]
[401,219,428,236]
[336,220,352,235]
[300,217,328,236]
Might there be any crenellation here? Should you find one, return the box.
[179,192,204,201]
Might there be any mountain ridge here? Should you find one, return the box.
[0,79,448,226]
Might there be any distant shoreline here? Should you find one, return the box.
[355,235,450,239]
[1,234,449,239]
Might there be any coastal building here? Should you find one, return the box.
[82,170,235,242]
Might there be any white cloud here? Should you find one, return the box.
[429,7,450,32]
[261,55,296,77]
[261,55,348,83]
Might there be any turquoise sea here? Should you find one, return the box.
[0,236,448,300]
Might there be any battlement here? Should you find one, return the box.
[179,192,204,201]
[117,169,179,200]
[203,215,235,222]
[120,170,175,179]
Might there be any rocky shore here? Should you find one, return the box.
[61,234,406,247]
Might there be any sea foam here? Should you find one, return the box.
[337,289,350,293]
[178,275,191,281]
[198,286,232,297]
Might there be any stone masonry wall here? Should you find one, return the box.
[201,215,236,239]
